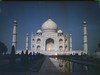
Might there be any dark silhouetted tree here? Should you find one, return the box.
[10,45,16,67]
[24,50,29,66]
[21,50,24,65]
[95,43,100,52]
[33,52,35,55]
[29,52,32,63]
[0,41,8,55]
[98,43,100,48]
[25,50,28,55]
[11,45,15,55]
[21,50,24,56]
[97,43,100,52]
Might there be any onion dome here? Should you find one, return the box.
[41,19,57,32]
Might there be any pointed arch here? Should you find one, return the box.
[45,38,54,51]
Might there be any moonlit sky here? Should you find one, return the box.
[0,2,100,54]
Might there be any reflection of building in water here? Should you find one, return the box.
[50,58,90,73]
[59,60,70,72]
[50,58,71,72]
[61,60,71,72]
[12,18,88,55]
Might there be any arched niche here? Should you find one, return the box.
[45,38,54,51]
[37,38,41,43]
[59,39,63,44]
[37,45,40,50]
[59,46,63,51]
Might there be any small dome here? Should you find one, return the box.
[13,20,17,23]
[41,19,57,30]
[70,34,72,36]
[58,30,63,33]
[83,20,86,24]
[37,29,42,33]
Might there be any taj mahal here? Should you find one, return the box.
[31,18,68,55]
[12,18,88,55]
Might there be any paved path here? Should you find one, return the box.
[38,56,64,75]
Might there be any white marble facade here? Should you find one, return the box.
[31,18,68,55]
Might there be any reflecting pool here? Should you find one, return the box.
[50,57,100,75]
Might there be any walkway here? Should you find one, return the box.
[38,56,64,75]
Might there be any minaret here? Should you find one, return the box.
[12,20,17,50]
[83,20,88,54]
[26,33,29,50]
[69,34,72,51]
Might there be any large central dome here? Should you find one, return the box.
[41,19,57,31]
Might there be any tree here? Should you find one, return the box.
[10,45,16,67]
[21,50,24,65]
[24,50,29,66]
[98,43,100,48]
[11,45,15,55]
[98,43,100,52]
[25,50,28,55]
[21,50,24,56]
[0,41,8,55]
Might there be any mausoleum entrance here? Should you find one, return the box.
[45,38,54,51]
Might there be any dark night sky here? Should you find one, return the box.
[0,2,100,54]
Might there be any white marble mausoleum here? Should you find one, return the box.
[31,18,68,55]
